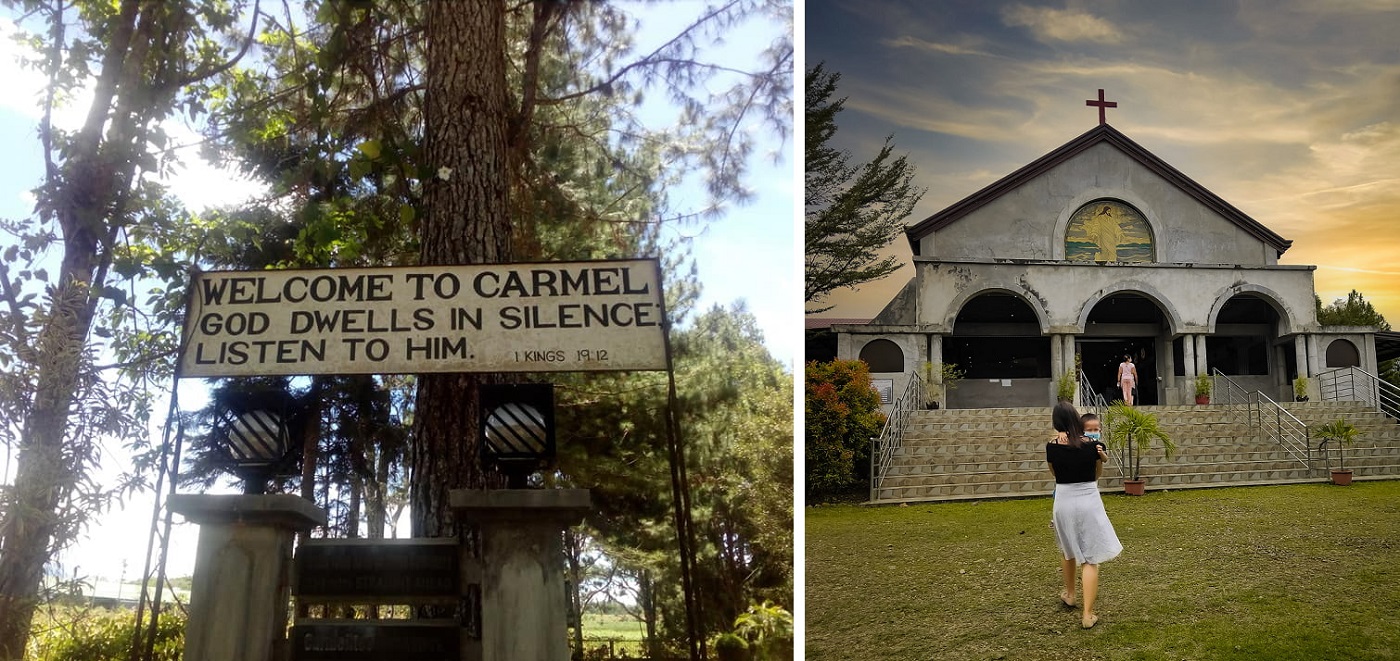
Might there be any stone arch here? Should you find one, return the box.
[1205,284,1298,335]
[857,338,904,372]
[1325,338,1361,368]
[942,287,1051,334]
[1051,189,1164,261]
[1074,281,1183,335]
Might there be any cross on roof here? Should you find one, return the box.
[1086,89,1117,125]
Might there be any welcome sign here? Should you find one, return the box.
[178,259,668,377]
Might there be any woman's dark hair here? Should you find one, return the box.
[1053,401,1085,446]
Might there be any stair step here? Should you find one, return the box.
[875,401,1400,503]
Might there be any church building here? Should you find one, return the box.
[834,107,1382,409]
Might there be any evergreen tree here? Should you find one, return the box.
[805,63,925,313]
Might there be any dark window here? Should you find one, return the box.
[1326,339,1361,368]
[1206,336,1269,375]
[858,339,904,372]
[944,337,1051,379]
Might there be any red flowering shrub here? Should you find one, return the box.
[805,360,885,498]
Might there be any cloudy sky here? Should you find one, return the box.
[808,0,1400,326]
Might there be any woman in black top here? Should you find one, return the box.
[1046,402,1122,629]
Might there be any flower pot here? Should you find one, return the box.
[1195,395,1209,405]
[1330,469,1353,486]
[1295,396,1309,402]
[1123,479,1146,496]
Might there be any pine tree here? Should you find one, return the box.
[805,63,925,313]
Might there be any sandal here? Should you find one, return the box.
[1059,592,1075,609]
[1082,613,1099,629]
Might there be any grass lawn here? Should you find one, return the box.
[806,481,1400,661]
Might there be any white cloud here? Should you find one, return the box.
[1001,5,1124,44]
[883,35,997,58]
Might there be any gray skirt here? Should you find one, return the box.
[1052,481,1123,565]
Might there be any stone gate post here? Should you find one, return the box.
[450,489,591,661]
[169,494,326,661]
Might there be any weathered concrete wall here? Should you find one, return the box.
[919,142,1279,266]
[914,259,1317,335]
[949,377,1052,409]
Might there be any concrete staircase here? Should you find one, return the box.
[872,401,1400,504]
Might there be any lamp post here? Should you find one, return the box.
[480,383,555,488]
[217,407,292,494]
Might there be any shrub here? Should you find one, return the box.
[805,360,885,497]
[30,607,185,661]
[713,632,751,661]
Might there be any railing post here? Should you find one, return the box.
[869,436,877,502]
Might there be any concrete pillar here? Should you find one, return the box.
[1050,333,1064,376]
[1295,335,1310,378]
[929,334,945,406]
[1194,334,1209,377]
[170,494,326,661]
[451,489,591,661]
[1363,333,1379,375]
[1183,335,1197,379]
[1299,336,1310,378]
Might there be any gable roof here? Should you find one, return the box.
[904,124,1292,256]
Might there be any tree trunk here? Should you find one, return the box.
[0,0,143,647]
[640,569,660,659]
[564,529,585,659]
[411,0,512,538]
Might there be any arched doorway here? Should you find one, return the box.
[1083,293,1170,405]
[1209,294,1284,393]
[1326,339,1361,368]
[944,292,1049,408]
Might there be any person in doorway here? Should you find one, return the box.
[1117,355,1138,406]
[1046,402,1122,629]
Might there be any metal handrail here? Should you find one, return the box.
[1078,369,1126,479]
[1211,369,1256,441]
[869,372,923,501]
[1247,389,1311,468]
[1210,369,1251,407]
[1316,366,1400,422]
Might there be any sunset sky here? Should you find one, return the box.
[808,0,1400,327]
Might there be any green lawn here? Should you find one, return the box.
[807,482,1400,661]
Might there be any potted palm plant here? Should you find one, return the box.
[1056,369,1077,403]
[1313,419,1360,485]
[1293,376,1309,402]
[1194,373,1211,405]
[1104,402,1176,495]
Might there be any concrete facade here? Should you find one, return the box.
[837,125,1379,409]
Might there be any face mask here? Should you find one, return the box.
[1085,431,1101,440]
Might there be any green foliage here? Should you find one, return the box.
[713,632,751,661]
[1104,402,1175,481]
[805,63,926,313]
[1056,368,1077,403]
[805,359,886,498]
[1294,376,1309,400]
[555,304,792,649]
[1316,290,1391,330]
[1195,373,1213,398]
[1313,418,1361,470]
[732,601,793,661]
[29,608,185,661]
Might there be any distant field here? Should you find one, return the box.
[577,612,647,656]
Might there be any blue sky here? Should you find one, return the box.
[809,0,1400,323]
[0,3,794,580]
